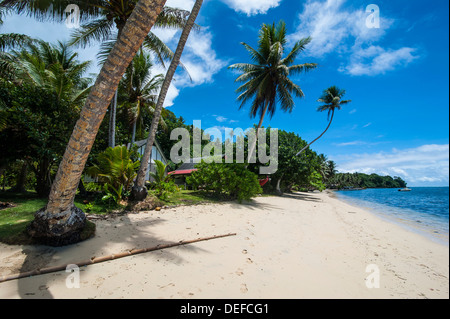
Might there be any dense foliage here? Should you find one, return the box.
[0,81,80,196]
[187,162,263,202]
[85,146,140,203]
[329,172,407,189]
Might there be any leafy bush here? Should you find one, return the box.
[186,162,262,202]
[147,160,180,201]
[86,146,140,203]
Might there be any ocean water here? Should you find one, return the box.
[334,187,449,246]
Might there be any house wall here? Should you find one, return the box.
[138,144,168,182]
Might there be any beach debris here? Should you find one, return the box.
[0,233,237,284]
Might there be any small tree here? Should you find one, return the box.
[86,146,140,203]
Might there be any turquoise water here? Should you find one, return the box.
[335,187,449,245]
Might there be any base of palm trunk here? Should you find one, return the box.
[130,186,148,202]
[27,206,88,247]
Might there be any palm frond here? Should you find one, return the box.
[68,17,114,48]
[0,33,35,51]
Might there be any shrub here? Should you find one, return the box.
[147,160,180,201]
[85,146,140,203]
[186,162,262,202]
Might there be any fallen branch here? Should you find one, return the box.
[0,233,237,283]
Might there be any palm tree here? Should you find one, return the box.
[296,86,351,156]
[66,1,193,148]
[24,0,168,246]
[118,50,166,146]
[229,20,317,162]
[132,0,203,201]
[0,0,194,147]
[5,40,92,103]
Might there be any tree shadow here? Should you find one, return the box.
[279,192,323,203]
[15,211,208,299]
[227,198,282,211]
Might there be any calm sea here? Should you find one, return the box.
[335,187,449,246]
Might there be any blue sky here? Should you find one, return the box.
[2,0,449,186]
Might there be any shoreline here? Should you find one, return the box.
[331,189,449,247]
[0,191,448,299]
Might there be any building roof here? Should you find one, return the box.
[168,156,224,176]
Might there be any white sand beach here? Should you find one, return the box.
[0,191,448,299]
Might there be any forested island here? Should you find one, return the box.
[328,172,408,190]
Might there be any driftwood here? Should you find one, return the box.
[0,233,237,283]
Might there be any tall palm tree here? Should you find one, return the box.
[25,0,168,246]
[132,0,203,200]
[118,50,166,146]
[229,20,317,162]
[296,86,351,156]
[65,1,193,148]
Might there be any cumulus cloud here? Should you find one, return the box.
[332,144,450,186]
[288,0,419,76]
[151,27,226,107]
[221,0,281,16]
[341,46,419,76]
[288,0,392,56]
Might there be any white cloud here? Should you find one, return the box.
[363,122,372,128]
[216,116,228,122]
[288,0,419,76]
[288,0,392,57]
[151,27,226,107]
[221,0,281,16]
[166,0,195,10]
[335,141,366,147]
[342,46,419,76]
[332,144,450,186]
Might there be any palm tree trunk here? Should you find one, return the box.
[108,90,118,148]
[27,0,168,246]
[275,175,283,195]
[133,0,203,200]
[247,100,269,164]
[131,120,137,147]
[296,110,335,156]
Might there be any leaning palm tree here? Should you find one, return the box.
[229,20,317,162]
[0,0,194,147]
[132,0,203,201]
[296,86,351,156]
[66,1,193,148]
[24,0,168,246]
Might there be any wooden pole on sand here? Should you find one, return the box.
[0,233,237,283]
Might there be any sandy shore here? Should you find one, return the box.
[0,191,448,299]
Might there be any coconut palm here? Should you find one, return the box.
[0,0,195,147]
[296,86,351,156]
[5,40,92,103]
[132,0,203,200]
[118,50,166,146]
[24,0,168,246]
[229,20,317,162]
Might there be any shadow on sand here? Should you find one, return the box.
[15,212,207,298]
[278,192,323,203]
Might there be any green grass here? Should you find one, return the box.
[0,190,117,245]
[159,190,222,206]
[0,189,222,245]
